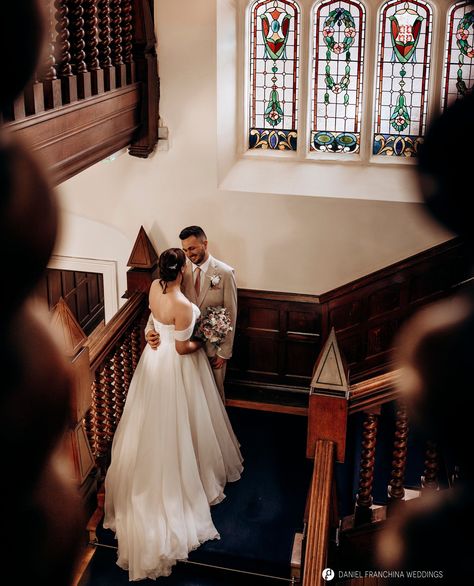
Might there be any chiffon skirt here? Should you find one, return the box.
[103,342,243,581]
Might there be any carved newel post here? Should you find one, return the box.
[124,225,159,297]
[52,298,97,500]
[306,327,350,464]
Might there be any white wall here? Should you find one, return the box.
[54,0,453,299]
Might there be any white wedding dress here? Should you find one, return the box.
[103,303,243,581]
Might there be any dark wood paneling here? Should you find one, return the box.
[228,290,322,397]
[321,238,470,379]
[228,239,470,403]
[38,269,105,335]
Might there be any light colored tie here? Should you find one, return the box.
[194,267,201,297]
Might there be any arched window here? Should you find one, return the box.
[248,0,301,150]
[443,1,474,110]
[311,0,366,154]
[373,0,433,157]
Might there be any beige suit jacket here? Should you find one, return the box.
[145,255,237,360]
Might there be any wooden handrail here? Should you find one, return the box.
[87,291,146,371]
[349,369,400,414]
[302,440,335,586]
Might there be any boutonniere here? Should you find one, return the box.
[209,273,222,289]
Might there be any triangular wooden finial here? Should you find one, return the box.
[310,327,349,397]
[127,226,159,269]
[51,298,87,357]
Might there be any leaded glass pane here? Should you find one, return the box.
[249,0,300,150]
[310,0,366,154]
[442,1,474,110]
[373,0,432,157]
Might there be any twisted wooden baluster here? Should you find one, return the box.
[55,0,73,77]
[110,0,123,66]
[122,334,133,392]
[110,0,126,87]
[90,370,106,459]
[83,0,100,71]
[131,322,142,371]
[103,357,116,444]
[98,0,114,89]
[68,0,87,74]
[388,402,409,506]
[354,412,379,524]
[121,0,133,83]
[90,362,114,474]
[98,0,112,68]
[112,345,126,416]
[44,0,58,81]
[422,440,439,491]
[39,0,64,110]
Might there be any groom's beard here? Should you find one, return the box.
[188,250,206,265]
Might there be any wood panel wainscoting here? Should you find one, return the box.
[227,289,322,406]
[319,238,470,381]
[227,238,470,407]
[36,268,105,335]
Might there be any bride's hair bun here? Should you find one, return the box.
[159,248,186,291]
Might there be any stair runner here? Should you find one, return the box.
[85,408,313,585]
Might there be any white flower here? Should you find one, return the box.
[210,273,222,288]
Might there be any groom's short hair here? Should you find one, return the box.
[179,226,207,241]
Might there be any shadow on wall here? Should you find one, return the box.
[55,211,133,303]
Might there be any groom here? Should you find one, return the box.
[145,226,237,401]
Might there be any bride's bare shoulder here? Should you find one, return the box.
[174,296,193,331]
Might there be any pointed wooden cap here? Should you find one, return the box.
[127,226,159,269]
[310,327,349,397]
[51,298,87,357]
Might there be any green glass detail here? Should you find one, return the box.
[390,93,410,132]
[265,88,284,126]
[456,11,474,97]
[322,7,356,106]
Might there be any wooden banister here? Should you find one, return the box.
[349,369,400,414]
[302,440,335,586]
[87,291,146,371]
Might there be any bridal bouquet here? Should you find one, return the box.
[193,306,233,350]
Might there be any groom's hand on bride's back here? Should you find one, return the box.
[146,329,160,350]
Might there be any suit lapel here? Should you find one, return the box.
[198,258,215,307]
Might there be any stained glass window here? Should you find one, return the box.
[311,1,366,154]
[248,0,300,150]
[442,1,474,110]
[373,1,432,157]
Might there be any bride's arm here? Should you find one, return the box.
[174,300,202,355]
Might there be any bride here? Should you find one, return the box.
[103,248,243,581]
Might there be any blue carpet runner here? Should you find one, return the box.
[85,407,313,585]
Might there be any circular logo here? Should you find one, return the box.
[322,568,335,581]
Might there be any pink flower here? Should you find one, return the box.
[456,28,469,41]
[332,84,342,94]
[269,110,280,121]
[344,27,356,38]
[193,306,233,350]
[323,26,334,38]
[467,48,474,58]
[333,43,344,54]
